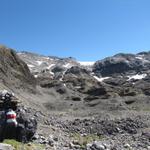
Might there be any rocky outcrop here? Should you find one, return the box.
[16,107,37,142]
[18,51,79,78]
[93,52,150,77]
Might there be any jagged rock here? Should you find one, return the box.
[86,141,109,150]
[16,107,37,142]
[51,66,65,73]
[119,88,137,96]
[56,86,67,94]
[93,53,150,77]
[18,51,79,78]
[134,80,150,96]
[65,66,89,75]
[40,80,62,88]
[103,77,127,86]
[86,87,107,96]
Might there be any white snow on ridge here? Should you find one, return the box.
[50,71,54,76]
[17,52,24,55]
[135,56,143,60]
[45,57,50,60]
[36,61,43,65]
[46,64,55,69]
[93,76,110,82]
[79,61,95,66]
[63,63,72,68]
[127,74,147,81]
[59,70,67,81]
[27,64,35,68]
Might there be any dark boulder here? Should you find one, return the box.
[86,87,107,96]
[65,66,89,75]
[51,66,65,73]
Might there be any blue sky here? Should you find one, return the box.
[0,0,150,61]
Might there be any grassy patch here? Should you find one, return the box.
[142,107,150,111]
[71,133,104,149]
[3,139,45,150]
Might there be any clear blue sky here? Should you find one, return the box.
[0,0,150,61]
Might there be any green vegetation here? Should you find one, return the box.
[71,133,104,149]
[142,107,150,111]
[3,139,45,150]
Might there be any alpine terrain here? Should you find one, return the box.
[0,45,150,150]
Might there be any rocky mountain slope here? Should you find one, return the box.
[0,46,36,92]
[93,52,150,76]
[18,50,150,105]
[17,50,150,106]
[0,46,150,149]
[16,50,150,149]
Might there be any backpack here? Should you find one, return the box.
[6,109,17,126]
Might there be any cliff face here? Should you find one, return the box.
[0,46,36,91]
[93,52,150,76]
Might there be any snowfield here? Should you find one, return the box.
[127,74,147,80]
[93,76,110,82]
[79,61,95,66]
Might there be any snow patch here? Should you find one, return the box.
[49,58,54,61]
[46,64,55,69]
[135,56,143,60]
[34,75,38,78]
[50,71,54,76]
[17,52,24,55]
[27,64,35,68]
[90,72,95,76]
[79,61,95,66]
[63,63,72,68]
[75,86,81,89]
[93,76,110,82]
[127,74,147,81]
[36,61,43,65]
[45,57,50,60]
[59,71,67,81]
[59,78,63,81]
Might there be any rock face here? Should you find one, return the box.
[16,107,37,142]
[93,52,150,76]
[18,51,79,78]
